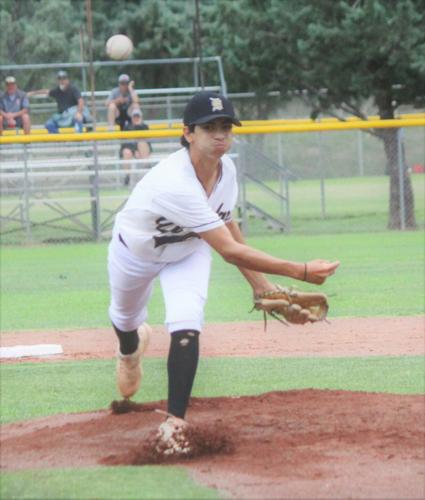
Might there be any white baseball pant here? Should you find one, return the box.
[108,235,212,333]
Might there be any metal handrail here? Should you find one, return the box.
[0,56,223,71]
[244,173,287,202]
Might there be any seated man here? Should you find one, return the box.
[106,74,139,131]
[0,76,31,135]
[28,71,90,133]
[119,109,152,186]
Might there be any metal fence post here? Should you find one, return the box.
[237,141,248,235]
[357,130,364,176]
[193,60,199,87]
[88,140,101,241]
[317,131,326,219]
[397,128,406,230]
[22,143,31,240]
[166,95,172,125]
[277,133,284,220]
[284,175,291,233]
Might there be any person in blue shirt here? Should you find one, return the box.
[0,76,31,135]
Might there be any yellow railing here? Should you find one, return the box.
[2,112,425,136]
[1,117,424,144]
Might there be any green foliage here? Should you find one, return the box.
[0,0,84,89]
[203,0,425,117]
[88,0,196,89]
[2,0,423,111]
[0,0,197,91]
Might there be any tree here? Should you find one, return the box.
[0,0,196,91]
[0,0,84,89]
[203,0,425,229]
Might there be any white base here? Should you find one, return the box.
[0,344,64,359]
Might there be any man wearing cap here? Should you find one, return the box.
[107,91,339,456]
[29,71,89,133]
[106,74,140,131]
[0,76,31,135]
[119,109,152,186]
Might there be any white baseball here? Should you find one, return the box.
[106,35,133,60]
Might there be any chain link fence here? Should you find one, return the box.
[240,124,424,235]
[1,123,423,245]
[1,90,424,244]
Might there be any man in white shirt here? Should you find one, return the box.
[108,91,339,454]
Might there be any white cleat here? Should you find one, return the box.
[155,416,191,457]
[116,323,151,399]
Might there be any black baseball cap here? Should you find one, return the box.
[57,70,68,79]
[183,91,241,126]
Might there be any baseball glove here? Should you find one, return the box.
[253,285,329,327]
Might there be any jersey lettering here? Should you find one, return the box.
[216,203,231,221]
[153,216,199,248]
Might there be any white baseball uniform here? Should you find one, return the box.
[108,147,238,333]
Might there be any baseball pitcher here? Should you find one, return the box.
[108,91,339,456]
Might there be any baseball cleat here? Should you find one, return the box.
[155,416,191,457]
[116,323,151,399]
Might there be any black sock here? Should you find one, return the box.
[167,329,200,419]
[112,323,139,355]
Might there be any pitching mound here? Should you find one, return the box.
[1,390,424,499]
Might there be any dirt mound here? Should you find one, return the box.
[1,390,424,499]
[103,421,234,466]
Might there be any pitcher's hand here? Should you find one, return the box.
[304,260,340,285]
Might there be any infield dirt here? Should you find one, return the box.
[1,316,424,362]
[1,390,424,499]
[1,317,424,498]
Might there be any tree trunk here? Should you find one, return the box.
[380,128,417,230]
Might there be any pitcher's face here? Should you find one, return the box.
[184,118,233,157]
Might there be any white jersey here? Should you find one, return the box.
[113,148,238,263]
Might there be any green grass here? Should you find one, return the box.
[0,467,218,500]
[1,172,424,244]
[1,356,423,424]
[245,175,424,235]
[1,231,424,331]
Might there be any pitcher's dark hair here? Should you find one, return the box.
[180,124,195,149]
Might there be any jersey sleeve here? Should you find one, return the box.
[152,190,224,233]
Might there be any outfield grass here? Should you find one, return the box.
[0,231,423,331]
[1,356,423,425]
[245,174,424,235]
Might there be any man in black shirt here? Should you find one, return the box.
[119,108,152,186]
[29,71,90,133]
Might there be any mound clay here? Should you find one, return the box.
[1,389,424,499]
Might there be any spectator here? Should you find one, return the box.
[0,76,31,135]
[106,74,140,131]
[28,71,90,133]
[120,109,152,186]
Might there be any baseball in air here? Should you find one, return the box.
[106,35,133,60]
